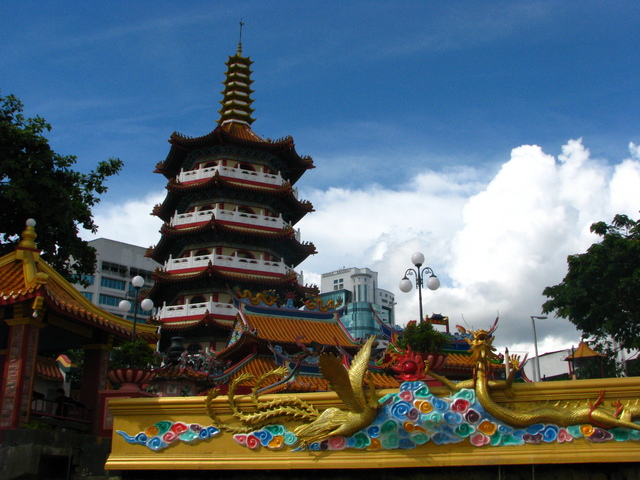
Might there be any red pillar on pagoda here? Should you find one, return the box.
[0,313,44,429]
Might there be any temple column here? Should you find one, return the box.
[0,306,44,429]
[80,343,111,433]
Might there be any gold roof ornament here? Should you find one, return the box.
[14,218,48,287]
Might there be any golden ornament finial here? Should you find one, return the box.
[18,218,37,250]
[238,19,244,54]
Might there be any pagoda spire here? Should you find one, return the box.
[218,26,256,128]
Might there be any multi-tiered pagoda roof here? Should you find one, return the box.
[147,43,318,350]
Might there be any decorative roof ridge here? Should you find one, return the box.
[169,126,295,148]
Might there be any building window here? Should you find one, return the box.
[333,279,344,291]
[99,294,123,307]
[190,295,206,304]
[100,277,126,290]
[101,261,127,276]
[81,292,93,301]
[70,274,94,285]
[129,268,153,282]
[237,162,255,171]
[235,250,255,260]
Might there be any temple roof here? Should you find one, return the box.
[233,355,399,393]
[147,220,316,265]
[152,176,313,224]
[0,220,159,344]
[151,265,300,287]
[155,47,313,186]
[565,341,605,359]
[214,301,358,363]
[159,128,314,182]
[36,356,65,382]
[147,267,316,309]
[242,313,355,347]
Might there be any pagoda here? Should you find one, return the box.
[147,41,317,353]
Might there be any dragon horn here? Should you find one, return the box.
[518,353,528,369]
[488,316,499,335]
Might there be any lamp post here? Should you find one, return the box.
[530,315,547,382]
[399,252,440,322]
[118,275,154,342]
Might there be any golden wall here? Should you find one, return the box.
[106,377,640,471]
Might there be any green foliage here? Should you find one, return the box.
[22,420,54,430]
[0,92,122,285]
[398,321,448,353]
[542,214,640,350]
[109,340,160,370]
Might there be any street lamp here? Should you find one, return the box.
[399,252,440,322]
[118,275,154,341]
[530,315,548,382]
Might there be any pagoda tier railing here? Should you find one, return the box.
[164,252,292,276]
[170,206,290,231]
[177,164,285,187]
[156,300,237,321]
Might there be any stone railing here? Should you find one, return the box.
[164,253,289,276]
[177,165,284,187]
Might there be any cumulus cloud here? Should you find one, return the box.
[300,139,640,355]
[85,140,640,359]
[83,191,165,248]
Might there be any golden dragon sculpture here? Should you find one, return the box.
[426,321,640,430]
[205,336,379,446]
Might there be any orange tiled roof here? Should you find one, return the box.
[244,314,355,347]
[444,353,504,373]
[231,356,399,393]
[444,353,475,368]
[0,222,158,343]
[220,122,265,143]
[36,356,64,381]
[0,260,32,298]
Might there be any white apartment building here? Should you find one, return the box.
[74,238,161,319]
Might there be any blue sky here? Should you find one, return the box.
[3,1,640,358]
[3,1,639,192]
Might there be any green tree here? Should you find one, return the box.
[542,214,640,350]
[397,320,448,353]
[0,92,122,284]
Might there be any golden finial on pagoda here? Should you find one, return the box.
[237,19,244,55]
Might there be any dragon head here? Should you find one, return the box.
[466,326,499,364]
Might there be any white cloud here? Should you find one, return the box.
[85,140,640,359]
[82,192,165,248]
[301,139,640,354]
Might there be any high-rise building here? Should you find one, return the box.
[146,42,317,351]
[320,267,395,339]
[75,238,160,319]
